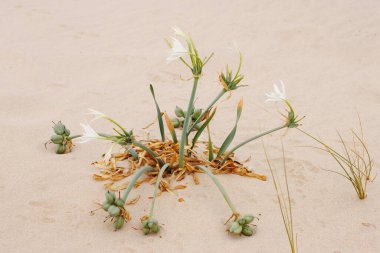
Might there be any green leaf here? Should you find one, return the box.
[150,84,165,142]
[191,108,217,149]
[217,99,243,158]
[207,126,214,161]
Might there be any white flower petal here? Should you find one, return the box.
[265,81,287,102]
[76,123,101,143]
[172,26,186,37]
[88,108,107,121]
[166,37,188,62]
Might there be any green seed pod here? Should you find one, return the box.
[192,108,202,120]
[53,122,66,135]
[55,144,66,154]
[115,198,125,207]
[229,221,240,233]
[105,191,116,204]
[242,226,253,236]
[151,224,160,233]
[171,118,180,128]
[64,128,70,136]
[238,218,246,226]
[233,225,243,235]
[107,205,121,217]
[243,214,255,224]
[51,135,64,144]
[102,201,111,211]
[175,106,185,118]
[143,227,150,235]
[142,220,149,228]
[114,216,125,230]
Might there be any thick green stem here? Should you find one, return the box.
[196,165,238,214]
[132,140,164,166]
[220,125,287,165]
[179,77,199,168]
[148,163,170,218]
[187,89,226,135]
[121,165,153,202]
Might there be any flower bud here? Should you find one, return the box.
[114,216,125,230]
[53,122,66,135]
[102,201,111,211]
[192,108,202,120]
[51,135,64,144]
[115,198,125,207]
[105,191,116,204]
[175,106,185,118]
[55,144,66,154]
[171,118,180,128]
[243,214,255,224]
[107,205,120,217]
[242,226,253,236]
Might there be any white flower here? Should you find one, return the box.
[166,37,188,62]
[172,26,186,37]
[103,142,118,163]
[265,80,287,102]
[76,123,103,143]
[88,108,106,121]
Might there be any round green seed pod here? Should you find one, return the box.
[171,118,180,128]
[242,226,253,236]
[115,198,125,207]
[114,216,125,230]
[151,224,160,233]
[51,135,64,144]
[107,205,120,217]
[105,191,116,204]
[143,227,150,235]
[102,201,111,211]
[55,144,66,154]
[243,214,255,224]
[192,108,202,120]
[64,128,70,136]
[175,106,185,118]
[233,225,243,235]
[238,218,246,226]
[53,122,66,135]
[229,221,240,233]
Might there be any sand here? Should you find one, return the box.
[1,0,379,252]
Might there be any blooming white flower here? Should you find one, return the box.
[88,108,107,121]
[166,37,188,62]
[265,80,287,102]
[76,123,103,143]
[172,26,186,37]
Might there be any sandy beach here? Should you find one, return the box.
[1,0,379,252]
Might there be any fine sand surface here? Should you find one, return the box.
[1,1,380,252]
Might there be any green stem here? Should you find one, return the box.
[220,125,287,165]
[132,140,164,166]
[148,163,170,218]
[121,165,153,202]
[196,165,238,214]
[187,89,226,135]
[69,135,81,139]
[179,77,199,168]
